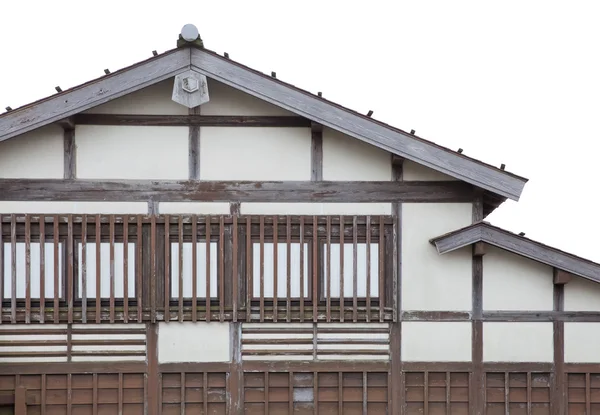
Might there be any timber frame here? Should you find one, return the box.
[0,44,527,201]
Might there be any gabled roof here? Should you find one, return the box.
[0,42,528,201]
[430,222,600,283]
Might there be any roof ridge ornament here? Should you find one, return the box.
[177,24,204,48]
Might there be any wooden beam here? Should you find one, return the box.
[0,48,190,142]
[554,268,573,285]
[311,122,323,181]
[74,113,311,127]
[0,179,474,203]
[15,386,26,415]
[190,47,527,200]
[63,129,76,179]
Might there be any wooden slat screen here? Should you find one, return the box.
[0,214,395,324]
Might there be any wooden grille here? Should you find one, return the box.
[404,371,470,415]
[243,371,388,414]
[566,373,600,414]
[0,214,395,324]
[0,373,145,415]
[159,372,227,415]
[485,372,551,415]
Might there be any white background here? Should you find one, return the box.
[1,0,598,261]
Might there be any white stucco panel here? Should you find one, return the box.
[402,160,456,181]
[483,246,554,310]
[323,128,391,181]
[564,323,600,362]
[200,127,311,180]
[200,79,293,116]
[564,277,600,311]
[0,201,147,214]
[0,125,64,178]
[241,203,391,215]
[76,125,188,179]
[159,202,231,214]
[483,322,553,362]
[158,322,231,363]
[84,79,188,115]
[402,322,471,361]
[402,203,472,311]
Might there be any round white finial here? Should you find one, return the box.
[181,24,199,42]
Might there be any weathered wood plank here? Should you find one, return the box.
[0,179,474,202]
[311,122,323,181]
[0,48,190,141]
[190,47,527,200]
[75,113,311,127]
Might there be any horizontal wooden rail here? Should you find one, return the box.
[0,180,474,202]
[0,214,396,324]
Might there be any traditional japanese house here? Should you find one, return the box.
[0,25,599,414]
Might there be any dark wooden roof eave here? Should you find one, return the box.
[430,222,600,284]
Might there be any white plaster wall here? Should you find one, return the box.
[402,161,456,181]
[0,125,63,178]
[241,203,391,215]
[76,125,188,179]
[402,203,472,310]
[0,201,147,214]
[402,322,471,361]
[159,202,231,214]
[201,79,293,116]
[85,79,188,115]
[0,324,68,363]
[564,277,600,311]
[200,127,311,180]
[565,323,600,362]
[158,322,231,363]
[71,324,146,362]
[322,128,391,181]
[483,246,554,310]
[483,322,553,362]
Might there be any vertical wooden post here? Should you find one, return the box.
[63,127,76,179]
[553,276,565,415]
[147,323,159,415]
[15,385,26,415]
[391,157,403,415]
[472,190,485,415]
[189,106,201,180]
[311,122,323,181]
[230,323,243,414]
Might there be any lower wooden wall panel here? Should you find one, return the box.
[0,372,146,415]
[484,372,551,415]
[243,371,388,415]
[566,372,600,415]
[403,371,470,415]
[159,372,228,415]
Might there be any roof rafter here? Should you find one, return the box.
[430,222,600,283]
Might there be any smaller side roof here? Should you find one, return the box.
[430,222,600,283]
